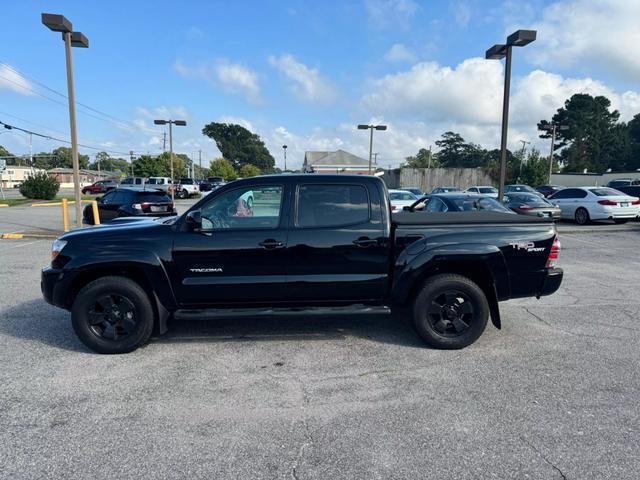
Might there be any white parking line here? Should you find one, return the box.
[0,239,46,251]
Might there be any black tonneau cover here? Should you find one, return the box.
[392,211,553,225]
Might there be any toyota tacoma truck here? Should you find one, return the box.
[42,174,563,354]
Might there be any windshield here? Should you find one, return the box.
[390,192,417,201]
[590,188,625,196]
[479,187,498,194]
[506,194,551,206]
[135,192,171,202]
[451,197,511,212]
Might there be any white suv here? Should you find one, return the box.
[174,178,199,199]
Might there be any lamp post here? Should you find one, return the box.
[42,13,89,227]
[357,124,387,174]
[538,122,569,183]
[486,29,536,201]
[282,144,287,171]
[518,139,530,180]
[153,119,186,202]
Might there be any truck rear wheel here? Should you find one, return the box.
[412,274,489,349]
[71,276,155,354]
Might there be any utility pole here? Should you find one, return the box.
[282,145,288,171]
[162,132,167,152]
[198,150,202,178]
[357,124,387,175]
[373,152,379,165]
[518,140,530,179]
[129,150,134,176]
[28,132,34,173]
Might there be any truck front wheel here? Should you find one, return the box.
[412,274,489,349]
[71,276,155,354]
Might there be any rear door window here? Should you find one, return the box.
[135,192,171,203]
[296,184,369,228]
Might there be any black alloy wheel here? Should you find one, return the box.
[87,294,137,341]
[426,291,474,337]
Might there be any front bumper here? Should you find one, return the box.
[41,267,70,310]
[537,268,563,298]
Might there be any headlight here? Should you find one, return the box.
[52,239,68,261]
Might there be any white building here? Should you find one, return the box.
[0,166,45,188]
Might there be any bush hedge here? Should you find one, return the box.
[19,172,60,200]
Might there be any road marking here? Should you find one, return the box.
[0,239,45,250]
[1,233,24,239]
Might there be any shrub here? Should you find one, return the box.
[19,172,60,200]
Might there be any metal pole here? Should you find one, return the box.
[64,31,82,226]
[199,149,202,179]
[518,140,528,180]
[29,133,33,174]
[548,124,556,183]
[497,45,512,201]
[169,121,174,202]
[284,147,287,171]
[368,127,374,175]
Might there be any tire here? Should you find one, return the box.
[613,219,628,224]
[412,274,489,349]
[179,190,188,199]
[71,276,155,354]
[247,195,254,208]
[574,207,590,225]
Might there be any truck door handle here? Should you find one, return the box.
[259,239,284,249]
[353,237,377,247]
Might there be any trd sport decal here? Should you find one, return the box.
[509,241,545,253]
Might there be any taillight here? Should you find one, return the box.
[631,198,640,205]
[547,237,560,268]
[598,199,617,206]
[519,204,533,211]
[168,186,173,193]
[391,205,397,211]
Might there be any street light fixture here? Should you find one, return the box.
[357,124,387,174]
[538,122,569,183]
[485,29,536,201]
[42,13,89,227]
[282,145,288,171]
[154,119,187,202]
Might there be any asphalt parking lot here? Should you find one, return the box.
[0,228,638,479]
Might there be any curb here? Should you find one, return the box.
[1,232,61,239]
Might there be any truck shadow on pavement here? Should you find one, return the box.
[1,300,425,353]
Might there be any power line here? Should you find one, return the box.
[0,62,137,132]
[0,119,135,157]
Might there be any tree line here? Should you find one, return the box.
[0,122,276,181]
[404,92,640,184]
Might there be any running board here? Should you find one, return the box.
[174,304,391,320]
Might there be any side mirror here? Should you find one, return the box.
[402,206,411,211]
[185,210,202,230]
[95,196,103,202]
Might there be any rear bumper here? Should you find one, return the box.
[537,268,563,298]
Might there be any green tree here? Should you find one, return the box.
[538,93,623,173]
[519,149,549,187]
[434,132,467,167]
[202,122,275,172]
[132,155,166,177]
[628,113,640,170]
[50,146,90,169]
[208,158,237,180]
[19,171,59,200]
[88,152,130,174]
[404,148,437,168]
[238,164,262,177]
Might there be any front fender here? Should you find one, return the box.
[390,242,510,305]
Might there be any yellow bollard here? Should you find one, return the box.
[62,198,69,232]
[91,200,100,225]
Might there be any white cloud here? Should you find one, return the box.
[0,65,35,96]
[174,59,261,104]
[530,0,640,81]
[383,43,416,63]
[268,54,337,103]
[136,105,188,120]
[365,0,418,29]
[453,1,471,27]
[217,116,255,132]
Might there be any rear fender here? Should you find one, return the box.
[391,243,508,329]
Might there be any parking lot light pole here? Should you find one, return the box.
[282,145,287,172]
[42,13,89,227]
[154,119,186,202]
[486,29,536,201]
[357,124,387,174]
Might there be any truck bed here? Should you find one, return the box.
[392,211,554,225]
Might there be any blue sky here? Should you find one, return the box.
[1,0,639,169]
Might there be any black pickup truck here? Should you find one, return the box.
[42,174,563,354]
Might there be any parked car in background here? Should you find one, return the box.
[606,178,640,188]
[119,177,147,189]
[549,186,640,224]
[406,194,514,214]
[81,180,119,194]
[199,176,226,192]
[147,177,173,194]
[617,185,640,206]
[430,187,460,194]
[535,185,566,198]
[503,193,561,219]
[388,189,418,211]
[83,188,176,225]
[400,187,423,196]
[505,184,544,196]
[463,186,499,198]
[174,178,200,198]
